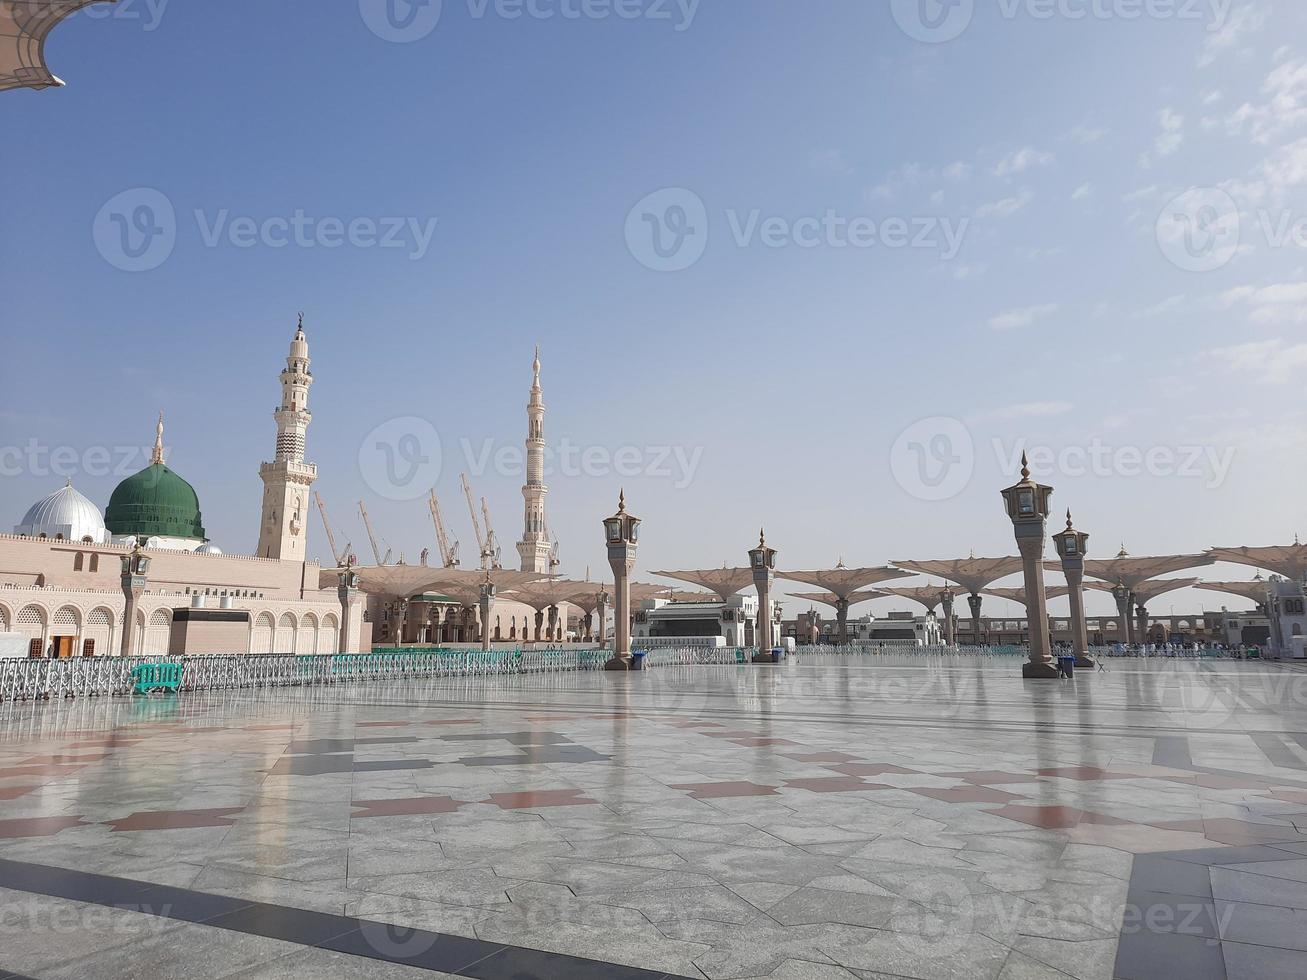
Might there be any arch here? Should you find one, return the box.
[89,554,99,573]
[319,613,340,655]
[250,612,275,655]
[0,602,9,633]
[83,606,115,657]
[141,608,171,656]
[1105,621,1119,632]
[73,553,84,572]
[1294,624,1303,638]
[297,613,318,656]
[50,606,81,635]
[274,612,297,654]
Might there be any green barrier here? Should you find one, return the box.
[131,663,183,695]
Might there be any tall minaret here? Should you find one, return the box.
[257,315,318,562]
[516,345,552,573]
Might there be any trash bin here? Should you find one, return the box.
[632,651,648,671]
[1058,656,1075,678]
[771,647,783,664]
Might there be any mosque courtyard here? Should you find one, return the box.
[0,657,1303,980]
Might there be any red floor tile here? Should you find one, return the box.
[481,789,599,809]
[669,781,781,799]
[103,807,245,832]
[0,785,39,801]
[826,763,922,777]
[936,770,1042,785]
[423,719,479,726]
[356,721,412,728]
[0,764,86,780]
[0,816,90,838]
[989,804,1130,829]
[729,737,798,747]
[1036,766,1138,781]
[1150,817,1307,845]
[910,786,1025,804]
[783,776,888,793]
[1268,789,1307,805]
[781,751,864,764]
[19,753,113,766]
[351,796,467,818]
[1162,774,1274,790]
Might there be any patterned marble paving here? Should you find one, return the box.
[1,656,1307,978]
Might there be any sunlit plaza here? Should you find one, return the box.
[2,655,1307,979]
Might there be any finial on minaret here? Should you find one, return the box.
[151,412,165,466]
[532,345,541,388]
[1066,509,1074,530]
[1020,452,1031,481]
[759,527,766,547]
[618,489,626,514]
[1118,543,1129,558]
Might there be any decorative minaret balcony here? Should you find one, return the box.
[517,345,553,574]
[257,315,318,562]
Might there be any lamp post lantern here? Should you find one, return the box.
[1001,453,1057,678]
[479,573,495,652]
[603,491,641,670]
[749,529,777,662]
[1111,581,1133,648]
[1053,510,1093,668]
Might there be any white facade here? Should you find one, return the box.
[257,320,317,562]
[15,483,109,544]
[635,594,779,648]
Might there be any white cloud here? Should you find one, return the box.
[1225,60,1307,145]
[809,148,852,177]
[1202,90,1223,106]
[988,303,1060,331]
[1064,123,1109,144]
[972,401,1074,423]
[1071,182,1093,201]
[1263,137,1307,192]
[1142,108,1184,165]
[943,161,972,180]
[867,160,970,200]
[1122,185,1159,205]
[1205,339,1307,384]
[1220,281,1307,324]
[952,263,987,281]
[1199,5,1267,68]
[975,189,1034,218]
[993,147,1054,177]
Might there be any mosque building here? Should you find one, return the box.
[0,320,362,659]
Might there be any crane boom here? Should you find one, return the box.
[358,500,386,566]
[314,492,342,566]
[481,496,503,570]
[460,474,487,568]
[428,489,460,568]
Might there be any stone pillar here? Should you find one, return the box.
[394,598,410,647]
[1136,602,1149,650]
[749,530,777,663]
[548,605,559,643]
[836,598,850,646]
[941,591,956,647]
[1065,568,1090,666]
[119,548,149,658]
[1113,589,1134,646]
[479,581,495,652]
[596,592,610,649]
[1015,530,1054,676]
[337,571,362,653]
[584,611,594,643]
[967,593,983,645]
[533,610,544,643]
[606,572,633,669]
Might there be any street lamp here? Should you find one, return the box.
[748,529,778,662]
[1000,453,1057,678]
[119,545,150,657]
[939,585,956,647]
[603,491,641,671]
[1053,510,1093,668]
[1111,580,1133,647]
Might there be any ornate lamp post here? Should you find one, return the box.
[479,573,495,652]
[603,492,641,670]
[119,545,151,657]
[595,587,611,648]
[749,530,777,662]
[1111,581,1133,647]
[940,586,956,647]
[1000,454,1057,678]
[967,593,984,645]
[337,564,361,654]
[1053,511,1093,668]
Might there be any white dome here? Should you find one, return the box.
[196,543,223,555]
[16,482,108,543]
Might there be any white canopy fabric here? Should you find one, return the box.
[1,0,113,93]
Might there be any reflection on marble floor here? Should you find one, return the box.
[1,656,1307,978]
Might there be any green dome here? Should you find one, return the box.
[105,464,206,541]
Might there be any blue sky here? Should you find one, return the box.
[4,0,1306,617]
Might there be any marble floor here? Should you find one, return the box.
[1,655,1307,979]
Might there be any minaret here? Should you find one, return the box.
[257,315,318,562]
[516,345,552,573]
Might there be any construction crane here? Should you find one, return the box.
[314,492,344,566]
[357,500,392,565]
[427,489,460,568]
[481,496,503,570]
[460,474,488,570]
[544,517,560,576]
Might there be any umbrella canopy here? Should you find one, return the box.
[786,590,885,610]
[1,0,113,92]
[777,566,913,598]
[1195,580,1274,607]
[1080,551,1213,590]
[1207,544,1307,584]
[1085,577,1202,605]
[876,585,956,612]
[983,586,1072,607]
[651,568,757,603]
[892,557,1027,595]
